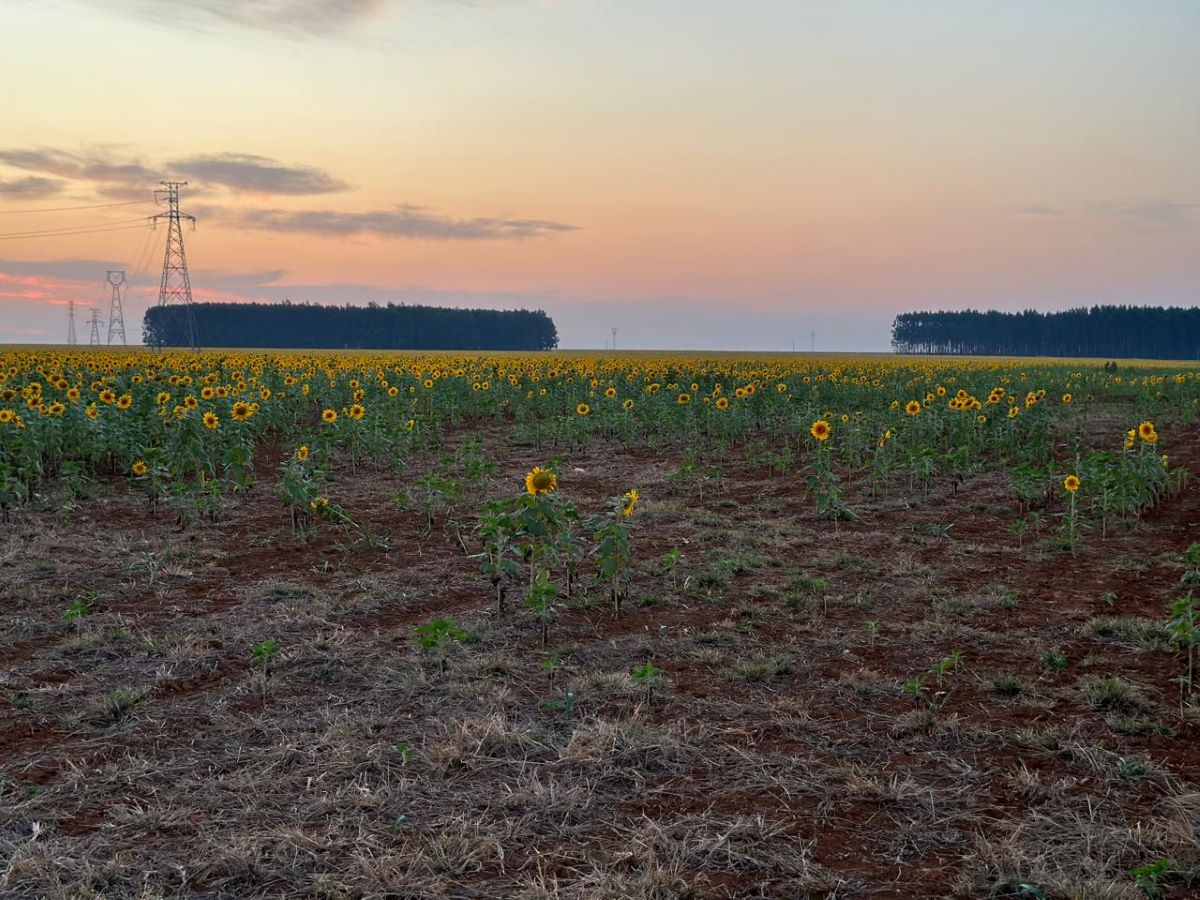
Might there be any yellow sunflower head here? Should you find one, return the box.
[525,466,558,496]
[621,488,639,517]
[1063,474,1080,493]
[576,402,590,416]
[905,400,921,416]
[131,460,149,477]
[322,408,338,424]
[810,419,831,441]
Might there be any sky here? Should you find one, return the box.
[0,0,1197,350]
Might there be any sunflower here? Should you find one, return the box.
[576,402,590,416]
[1137,421,1157,443]
[347,403,366,420]
[715,396,730,410]
[388,386,399,397]
[131,460,149,477]
[116,393,132,410]
[622,398,635,411]
[322,408,338,424]
[202,411,219,430]
[99,389,116,404]
[0,409,14,424]
[295,445,310,462]
[423,378,435,389]
[156,391,171,405]
[677,393,691,405]
[66,387,81,402]
[183,395,199,409]
[201,386,215,400]
[810,419,831,441]
[85,403,99,420]
[905,400,921,416]
[1061,393,1072,404]
[1008,405,1020,419]
[1063,474,1080,493]
[231,401,253,421]
[525,466,558,496]
[604,386,617,398]
[621,488,639,517]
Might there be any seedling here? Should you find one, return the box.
[632,661,666,702]
[413,618,471,674]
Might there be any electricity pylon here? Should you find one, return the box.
[152,181,198,349]
[67,300,77,345]
[106,270,127,345]
[87,308,102,346]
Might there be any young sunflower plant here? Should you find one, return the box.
[589,488,640,618]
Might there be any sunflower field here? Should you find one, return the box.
[1,348,1195,525]
[4,347,1200,897]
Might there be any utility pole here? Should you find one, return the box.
[152,181,198,349]
[67,301,77,345]
[87,308,102,346]
[105,270,127,345]
[611,327,617,352]
[810,330,816,353]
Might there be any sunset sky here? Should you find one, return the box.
[1,0,1197,349]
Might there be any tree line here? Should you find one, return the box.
[891,306,1200,359]
[143,301,559,351]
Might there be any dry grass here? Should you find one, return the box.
[2,423,1199,898]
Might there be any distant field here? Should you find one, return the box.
[2,348,1199,897]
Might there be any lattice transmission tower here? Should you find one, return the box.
[106,270,127,345]
[152,181,198,349]
[87,308,102,346]
[67,301,77,345]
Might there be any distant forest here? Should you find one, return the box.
[143,301,559,351]
[891,306,1200,359]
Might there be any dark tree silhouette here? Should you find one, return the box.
[891,306,1200,359]
[143,301,558,351]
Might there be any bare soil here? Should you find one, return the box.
[2,424,1199,898]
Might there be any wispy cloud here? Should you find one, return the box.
[0,146,158,200]
[1103,201,1197,231]
[214,204,579,241]
[0,146,348,199]
[68,0,495,37]
[73,0,380,34]
[168,153,349,195]
[1016,204,1062,217]
[0,176,64,197]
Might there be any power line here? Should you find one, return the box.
[0,223,152,242]
[0,216,151,238]
[0,199,153,215]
